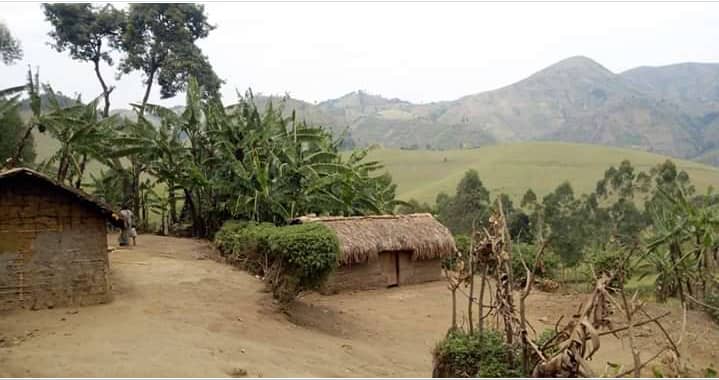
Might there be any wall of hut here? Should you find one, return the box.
[0,177,111,311]
[321,253,442,294]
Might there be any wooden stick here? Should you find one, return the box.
[597,311,671,337]
[638,308,679,356]
[616,348,668,378]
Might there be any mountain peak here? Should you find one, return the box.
[544,55,613,75]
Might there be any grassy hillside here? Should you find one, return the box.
[366,142,719,204]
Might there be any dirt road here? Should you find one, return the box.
[0,235,717,377]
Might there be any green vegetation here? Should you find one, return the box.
[214,221,339,304]
[0,21,22,64]
[361,144,719,204]
[432,330,522,378]
[265,223,339,304]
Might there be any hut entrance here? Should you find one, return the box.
[379,251,413,287]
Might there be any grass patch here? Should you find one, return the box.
[361,142,719,204]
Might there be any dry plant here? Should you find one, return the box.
[532,252,686,378]
[440,199,689,378]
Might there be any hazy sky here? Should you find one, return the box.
[1,1,719,109]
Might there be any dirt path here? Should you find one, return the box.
[0,235,717,377]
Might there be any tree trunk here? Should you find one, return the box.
[93,58,111,118]
[669,241,686,305]
[139,66,157,116]
[6,124,35,169]
[184,188,200,237]
[74,153,88,189]
[478,264,487,337]
[451,287,457,330]
[468,256,475,334]
[168,179,177,223]
[620,277,642,377]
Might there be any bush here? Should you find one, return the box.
[214,221,275,275]
[432,329,522,378]
[215,221,339,304]
[266,223,339,303]
[511,243,559,286]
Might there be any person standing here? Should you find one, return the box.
[118,203,134,247]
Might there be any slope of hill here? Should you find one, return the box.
[365,142,719,204]
[262,57,719,162]
[17,56,719,167]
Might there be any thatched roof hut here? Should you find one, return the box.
[293,213,456,265]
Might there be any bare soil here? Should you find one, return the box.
[0,234,717,377]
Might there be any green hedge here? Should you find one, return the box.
[267,223,340,303]
[214,220,339,304]
[214,221,275,275]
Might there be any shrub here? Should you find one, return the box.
[215,221,340,305]
[511,243,559,287]
[265,223,339,304]
[214,220,275,275]
[432,329,522,378]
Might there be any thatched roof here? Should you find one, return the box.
[0,167,124,227]
[292,213,456,265]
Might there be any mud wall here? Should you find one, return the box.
[321,253,441,294]
[0,178,111,311]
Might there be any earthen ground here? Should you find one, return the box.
[0,234,717,377]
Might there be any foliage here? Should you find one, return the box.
[584,242,635,288]
[43,3,124,116]
[118,3,221,108]
[214,221,339,304]
[541,181,588,266]
[511,243,559,286]
[34,89,118,185]
[0,92,35,165]
[266,223,339,303]
[0,22,22,64]
[360,144,719,206]
[120,79,402,237]
[396,198,433,214]
[436,169,490,234]
[214,220,275,275]
[443,234,470,271]
[644,185,719,302]
[432,329,522,378]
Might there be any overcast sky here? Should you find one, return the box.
[1,1,719,109]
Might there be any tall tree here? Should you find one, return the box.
[43,3,124,117]
[0,22,22,64]
[437,169,491,234]
[117,4,222,114]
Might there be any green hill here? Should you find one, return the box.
[366,142,719,204]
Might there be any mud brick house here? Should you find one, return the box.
[0,168,124,311]
[292,213,456,293]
